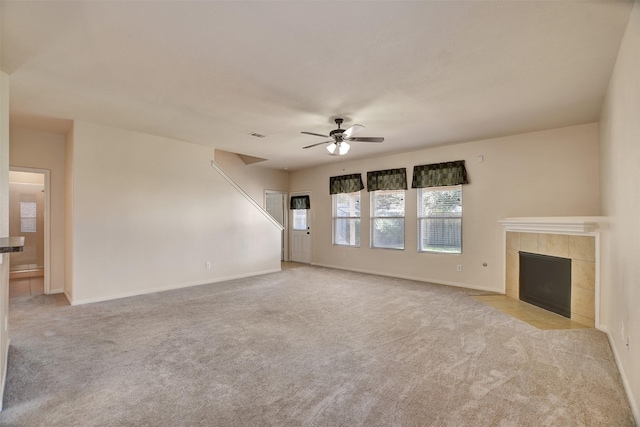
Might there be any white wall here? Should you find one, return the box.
[68,121,281,304]
[290,123,600,293]
[10,127,66,293]
[214,149,290,203]
[0,76,8,237]
[599,0,640,420]
[0,71,10,410]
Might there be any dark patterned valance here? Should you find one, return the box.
[367,168,407,192]
[411,160,469,188]
[329,173,364,195]
[289,195,310,210]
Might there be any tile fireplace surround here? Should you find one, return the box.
[499,217,604,328]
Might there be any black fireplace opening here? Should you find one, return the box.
[519,252,571,318]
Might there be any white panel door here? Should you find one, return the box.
[290,195,311,263]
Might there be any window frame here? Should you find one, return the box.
[417,185,463,254]
[332,191,361,247]
[370,189,405,250]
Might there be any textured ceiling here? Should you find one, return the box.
[0,1,634,170]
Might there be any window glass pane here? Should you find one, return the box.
[372,190,405,217]
[418,186,462,253]
[20,201,37,233]
[292,209,307,230]
[371,190,405,249]
[332,192,360,246]
[335,192,360,217]
[333,219,361,246]
[418,218,462,253]
[372,218,404,249]
[418,187,462,218]
[20,201,37,218]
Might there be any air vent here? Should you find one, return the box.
[248,132,266,138]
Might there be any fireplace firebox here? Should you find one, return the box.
[519,251,571,318]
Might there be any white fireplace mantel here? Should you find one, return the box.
[498,217,606,234]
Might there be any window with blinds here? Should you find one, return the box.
[417,185,462,253]
[371,189,405,250]
[332,191,360,246]
[20,201,37,233]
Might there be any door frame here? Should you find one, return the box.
[289,191,312,263]
[9,166,51,295]
[264,190,288,261]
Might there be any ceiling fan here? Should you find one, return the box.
[301,118,384,155]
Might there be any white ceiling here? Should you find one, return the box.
[0,1,634,170]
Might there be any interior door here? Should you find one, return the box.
[290,194,311,263]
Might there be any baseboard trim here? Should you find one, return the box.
[9,269,44,280]
[66,268,281,306]
[310,263,499,294]
[605,331,639,425]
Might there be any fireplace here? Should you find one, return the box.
[519,252,571,318]
[499,217,601,328]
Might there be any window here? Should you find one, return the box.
[371,190,405,249]
[333,192,360,246]
[292,209,307,230]
[290,195,310,231]
[20,201,37,233]
[418,185,462,253]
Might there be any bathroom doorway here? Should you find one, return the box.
[8,168,50,296]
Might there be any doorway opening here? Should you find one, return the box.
[265,190,288,261]
[8,168,50,296]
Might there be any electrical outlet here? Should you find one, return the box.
[456,264,463,272]
[206,261,212,269]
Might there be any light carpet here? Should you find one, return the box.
[0,266,635,426]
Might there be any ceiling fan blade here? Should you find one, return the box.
[346,137,384,143]
[343,124,365,138]
[301,131,329,138]
[302,140,332,149]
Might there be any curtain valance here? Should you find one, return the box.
[411,160,469,188]
[367,168,407,192]
[329,173,364,195]
[289,195,310,210]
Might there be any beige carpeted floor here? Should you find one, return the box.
[0,266,635,426]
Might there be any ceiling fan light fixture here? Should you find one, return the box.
[303,118,383,155]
